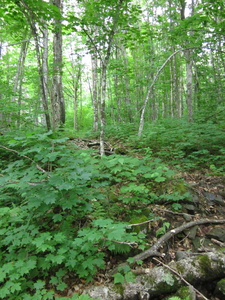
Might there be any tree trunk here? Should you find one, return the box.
[91,54,99,131]
[51,0,65,130]
[41,25,49,124]
[73,62,81,131]
[16,0,51,130]
[99,62,107,156]
[12,36,30,126]
[184,49,193,122]
[138,49,183,136]
[180,0,193,122]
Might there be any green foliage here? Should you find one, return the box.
[100,154,176,204]
[156,222,170,237]
[113,264,136,285]
[133,119,225,173]
[113,271,135,285]
[0,132,147,298]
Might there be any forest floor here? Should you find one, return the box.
[64,137,225,300]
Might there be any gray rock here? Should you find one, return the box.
[207,227,225,243]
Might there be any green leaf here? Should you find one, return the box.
[125,271,136,283]
[113,273,124,284]
[118,265,130,273]
[53,214,63,222]
[154,176,166,182]
[57,282,67,291]
[50,276,58,285]
[34,280,45,290]
[54,232,66,243]
[10,282,22,293]
[127,257,134,264]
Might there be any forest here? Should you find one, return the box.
[1,0,225,299]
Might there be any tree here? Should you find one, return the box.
[51,0,65,130]
[14,0,53,130]
[68,0,142,154]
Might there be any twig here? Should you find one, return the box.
[211,238,225,247]
[126,219,155,228]
[111,240,138,247]
[153,258,209,300]
[157,208,193,218]
[0,145,50,176]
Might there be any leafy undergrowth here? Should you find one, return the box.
[0,120,225,299]
[105,119,225,173]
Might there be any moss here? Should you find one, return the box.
[155,280,179,294]
[129,215,148,233]
[112,283,124,296]
[173,182,188,194]
[216,278,225,295]
[142,208,152,217]
[175,263,186,275]
[175,286,193,299]
[198,254,212,278]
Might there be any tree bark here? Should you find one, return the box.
[184,49,193,122]
[138,49,184,136]
[91,53,99,131]
[51,0,65,130]
[180,0,194,122]
[12,36,30,126]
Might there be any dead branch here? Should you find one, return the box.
[111,218,225,274]
[156,207,193,218]
[211,238,225,247]
[126,219,155,228]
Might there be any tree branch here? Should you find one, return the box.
[111,218,225,275]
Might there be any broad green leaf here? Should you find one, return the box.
[113,273,124,284]
[34,280,45,290]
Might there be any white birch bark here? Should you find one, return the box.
[91,54,99,131]
[138,49,183,136]
[184,49,193,122]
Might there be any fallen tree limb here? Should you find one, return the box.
[83,250,225,299]
[111,218,225,275]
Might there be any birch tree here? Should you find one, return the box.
[69,0,141,154]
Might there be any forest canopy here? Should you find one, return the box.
[1,0,225,137]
